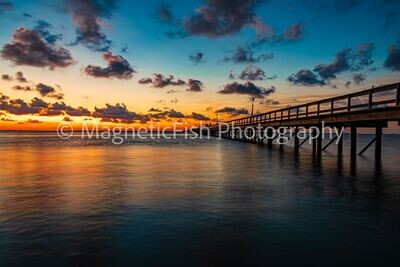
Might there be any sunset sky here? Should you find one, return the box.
[0,0,400,130]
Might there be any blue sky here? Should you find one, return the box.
[0,0,399,128]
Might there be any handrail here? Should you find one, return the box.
[214,82,400,126]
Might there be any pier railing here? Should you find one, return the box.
[221,83,400,126]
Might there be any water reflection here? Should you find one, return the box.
[0,134,399,266]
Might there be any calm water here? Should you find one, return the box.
[0,132,399,266]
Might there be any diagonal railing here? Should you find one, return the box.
[218,82,400,126]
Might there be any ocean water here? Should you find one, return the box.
[0,132,399,266]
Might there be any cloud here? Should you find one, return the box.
[139,73,185,88]
[352,73,366,85]
[83,52,135,79]
[92,103,149,123]
[182,0,263,38]
[48,102,91,116]
[384,44,400,71]
[166,89,180,94]
[186,79,203,92]
[155,1,175,23]
[34,20,63,44]
[11,82,64,99]
[232,65,276,80]
[148,107,162,112]
[188,112,210,121]
[0,1,12,13]
[250,23,303,48]
[66,0,116,51]
[1,71,28,82]
[218,82,275,98]
[288,43,375,86]
[167,109,185,118]
[139,74,202,91]
[188,52,204,64]
[1,27,75,69]
[223,46,273,64]
[262,99,280,105]
[63,116,73,122]
[0,94,45,115]
[216,106,249,116]
[288,69,326,86]
[15,71,27,83]
[1,74,13,81]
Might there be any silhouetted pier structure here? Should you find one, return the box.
[208,82,400,162]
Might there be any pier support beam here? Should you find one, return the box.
[312,128,317,156]
[267,128,273,148]
[337,128,343,156]
[351,126,357,163]
[294,127,299,154]
[375,126,382,161]
[317,125,323,158]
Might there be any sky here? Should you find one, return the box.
[0,0,399,130]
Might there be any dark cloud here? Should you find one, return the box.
[181,0,263,38]
[34,20,63,44]
[1,27,75,69]
[11,82,64,99]
[166,89,180,94]
[35,83,64,99]
[1,74,13,81]
[235,65,271,80]
[384,44,400,71]
[250,23,303,48]
[2,71,28,82]
[288,69,326,86]
[186,79,203,92]
[262,99,280,105]
[12,85,32,91]
[139,74,201,89]
[148,107,162,112]
[93,103,149,123]
[352,73,366,85]
[66,0,116,51]
[218,82,275,98]
[223,46,273,64]
[216,106,249,116]
[0,93,91,116]
[83,52,135,79]
[63,116,73,122]
[313,49,351,80]
[288,43,375,86]
[0,1,12,13]
[48,102,91,116]
[188,52,204,64]
[155,1,175,23]
[121,44,128,53]
[0,94,49,115]
[167,109,185,118]
[188,112,210,121]
[15,71,27,83]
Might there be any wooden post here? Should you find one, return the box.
[368,89,373,109]
[312,128,317,156]
[375,126,382,161]
[396,83,400,106]
[317,124,322,157]
[330,99,334,114]
[338,128,343,156]
[267,128,273,148]
[348,96,351,112]
[351,126,357,162]
[294,127,299,154]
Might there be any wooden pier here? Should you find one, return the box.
[207,82,400,162]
